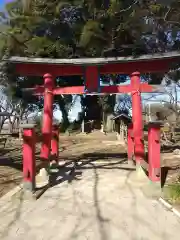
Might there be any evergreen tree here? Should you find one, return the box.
[1,0,180,128]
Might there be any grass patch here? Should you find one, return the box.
[164,184,180,204]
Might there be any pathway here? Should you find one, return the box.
[0,159,180,240]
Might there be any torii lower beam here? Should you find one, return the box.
[23,84,164,96]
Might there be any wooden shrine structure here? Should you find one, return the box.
[112,113,132,143]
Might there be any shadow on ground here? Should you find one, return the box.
[49,152,134,189]
[1,151,172,240]
[0,152,137,240]
[161,144,180,153]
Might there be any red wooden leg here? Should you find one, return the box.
[131,72,145,164]
[22,124,36,191]
[148,122,162,182]
[127,123,134,164]
[51,124,59,162]
[40,73,54,161]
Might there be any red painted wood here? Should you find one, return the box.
[101,83,153,94]
[131,72,145,164]
[53,86,84,95]
[51,125,59,162]
[84,66,99,92]
[148,124,161,182]
[23,128,36,190]
[40,73,54,160]
[34,85,44,94]
[100,58,175,74]
[15,64,83,76]
[14,57,178,76]
[127,123,134,164]
[30,83,153,95]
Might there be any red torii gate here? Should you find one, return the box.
[6,51,180,188]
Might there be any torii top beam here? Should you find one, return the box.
[5,51,180,77]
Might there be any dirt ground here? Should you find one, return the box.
[0,131,180,198]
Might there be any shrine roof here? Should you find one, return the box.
[6,51,180,66]
[112,113,132,121]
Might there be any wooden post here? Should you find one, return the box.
[148,121,162,182]
[131,72,145,165]
[119,120,123,141]
[127,123,134,165]
[81,120,85,133]
[40,73,54,161]
[51,124,59,162]
[84,66,99,92]
[21,124,36,192]
[122,122,125,142]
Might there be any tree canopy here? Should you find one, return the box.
[2,0,180,58]
[1,0,180,129]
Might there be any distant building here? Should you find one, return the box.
[143,102,180,123]
[112,113,132,142]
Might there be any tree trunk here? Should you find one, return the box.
[58,97,70,131]
[106,114,114,132]
[0,117,6,133]
[8,121,13,134]
[174,83,178,123]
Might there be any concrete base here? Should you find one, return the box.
[36,168,49,188]
[22,182,35,200]
[58,160,66,167]
[127,164,148,187]
[141,180,162,198]
[128,159,135,166]
[127,165,162,198]
[22,189,36,200]
[23,181,35,192]
[136,163,149,182]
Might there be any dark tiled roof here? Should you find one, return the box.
[112,113,132,120]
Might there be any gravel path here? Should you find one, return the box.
[0,160,180,240]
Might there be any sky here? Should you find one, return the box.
[0,0,9,10]
[0,0,8,8]
[0,1,3,9]
[0,0,180,121]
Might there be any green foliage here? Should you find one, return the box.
[0,0,152,58]
[79,20,105,48]
[1,0,180,126]
[0,24,9,58]
[1,0,180,59]
[165,184,180,204]
[149,3,162,13]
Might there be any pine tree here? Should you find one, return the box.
[1,0,180,128]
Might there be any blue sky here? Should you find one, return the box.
[0,0,12,9]
[0,2,3,9]
[0,0,6,8]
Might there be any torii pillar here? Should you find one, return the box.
[40,73,54,165]
[131,72,145,175]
